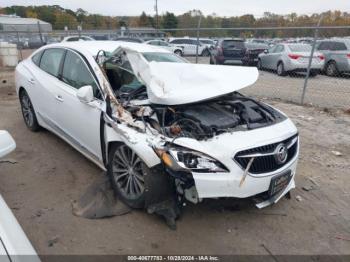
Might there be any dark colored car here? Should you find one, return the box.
[210,39,246,65]
[114,37,144,43]
[242,43,269,66]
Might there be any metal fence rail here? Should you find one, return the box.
[0,25,349,110]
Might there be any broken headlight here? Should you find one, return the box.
[154,146,228,173]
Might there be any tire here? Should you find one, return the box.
[19,89,40,132]
[174,49,183,56]
[201,49,210,57]
[108,144,146,209]
[325,61,339,77]
[209,56,214,64]
[309,71,318,77]
[277,62,287,76]
[257,59,263,70]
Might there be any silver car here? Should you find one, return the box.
[316,39,350,76]
[258,43,325,76]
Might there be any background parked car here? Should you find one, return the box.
[199,38,216,50]
[210,38,246,65]
[258,43,325,76]
[61,35,94,42]
[145,39,184,56]
[114,37,144,43]
[242,43,269,66]
[316,39,350,76]
[168,38,210,56]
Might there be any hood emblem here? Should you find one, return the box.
[274,143,288,164]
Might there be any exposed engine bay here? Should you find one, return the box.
[101,50,285,141]
[116,88,285,141]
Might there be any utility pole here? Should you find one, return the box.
[155,0,159,36]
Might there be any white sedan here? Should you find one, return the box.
[145,39,184,56]
[15,41,299,222]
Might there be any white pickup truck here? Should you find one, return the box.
[0,130,40,262]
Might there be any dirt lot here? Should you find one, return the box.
[0,80,349,256]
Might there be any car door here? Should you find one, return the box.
[261,45,277,69]
[269,45,284,69]
[54,49,104,163]
[28,48,66,128]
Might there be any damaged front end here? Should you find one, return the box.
[94,47,298,229]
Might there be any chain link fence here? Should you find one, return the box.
[0,24,349,109]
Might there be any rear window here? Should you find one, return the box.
[288,45,311,52]
[39,48,65,77]
[222,40,245,49]
[331,42,347,51]
[31,51,43,66]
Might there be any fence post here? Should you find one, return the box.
[301,15,323,105]
[196,15,202,64]
[37,21,43,44]
[16,30,23,61]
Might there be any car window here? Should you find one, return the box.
[274,45,284,53]
[171,39,183,44]
[288,45,311,52]
[147,41,157,46]
[31,50,43,66]
[317,41,331,51]
[331,42,347,51]
[159,41,169,46]
[268,45,277,53]
[61,50,99,95]
[39,48,65,77]
[222,40,245,49]
[67,37,78,42]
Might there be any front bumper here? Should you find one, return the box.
[191,153,298,200]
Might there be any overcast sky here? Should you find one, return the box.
[1,0,349,17]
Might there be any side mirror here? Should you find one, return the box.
[77,85,94,103]
[0,130,16,158]
[264,49,268,54]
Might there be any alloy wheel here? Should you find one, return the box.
[112,145,145,199]
[21,93,34,127]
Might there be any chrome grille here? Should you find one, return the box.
[234,135,298,174]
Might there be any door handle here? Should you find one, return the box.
[55,95,64,102]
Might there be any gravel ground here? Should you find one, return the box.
[0,84,349,255]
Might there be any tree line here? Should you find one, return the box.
[1,5,350,37]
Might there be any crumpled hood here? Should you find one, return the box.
[127,50,259,105]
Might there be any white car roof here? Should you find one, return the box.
[40,41,171,58]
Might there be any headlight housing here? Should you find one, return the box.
[154,146,228,173]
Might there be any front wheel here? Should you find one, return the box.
[19,89,40,132]
[108,144,146,209]
[277,62,287,76]
[257,59,263,70]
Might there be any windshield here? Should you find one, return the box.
[142,52,188,63]
[288,44,311,52]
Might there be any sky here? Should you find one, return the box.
[1,0,349,17]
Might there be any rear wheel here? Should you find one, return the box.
[108,144,146,209]
[19,89,40,132]
[201,49,210,57]
[257,59,263,70]
[325,61,339,77]
[174,49,183,56]
[277,62,287,76]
